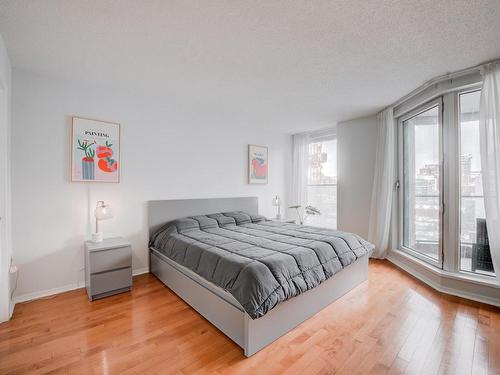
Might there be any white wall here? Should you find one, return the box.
[0,35,12,321]
[337,115,377,238]
[11,69,291,300]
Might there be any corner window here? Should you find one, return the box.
[397,88,495,277]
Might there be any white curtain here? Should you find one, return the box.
[291,133,310,210]
[368,107,395,258]
[479,62,500,281]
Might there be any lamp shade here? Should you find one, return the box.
[272,196,281,206]
[95,201,113,220]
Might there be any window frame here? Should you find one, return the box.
[456,87,493,277]
[397,97,444,268]
[394,81,495,280]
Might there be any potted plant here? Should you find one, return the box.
[77,139,96,180]
[288,205,321,225]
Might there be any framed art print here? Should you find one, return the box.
[248,144,268,184]
[71,117,120,182]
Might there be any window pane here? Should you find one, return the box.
[403,105,440,260]
[308,139,337,185]
[459,90,495,276]
[306,185,337,228]
[307,138,337,228]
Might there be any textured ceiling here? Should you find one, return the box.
[1,0,500,132]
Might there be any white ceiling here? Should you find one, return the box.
[1,0,500,133]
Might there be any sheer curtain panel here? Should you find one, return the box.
[291,133,309,209]
[479,62,500,282]
[368,108,395,258]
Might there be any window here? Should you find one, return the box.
[459,90,494,276]
[306,136,337,228]
[401,103,441,264]
[397,85,495,277]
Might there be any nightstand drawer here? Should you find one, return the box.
[89,246,131,274]
[90,267,132,296]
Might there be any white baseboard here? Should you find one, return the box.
[13,282,81,304]
[12,267,150,305]
[132,267,149,276]
[386,253,500,308]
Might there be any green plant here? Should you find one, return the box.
[288,205,321,225]
[77,139,96,160]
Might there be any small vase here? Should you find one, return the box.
[82,159,95,180]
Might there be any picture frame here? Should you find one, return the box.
[248,144,268,184]
[71,116,121,182]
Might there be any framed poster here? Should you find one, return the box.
[71,117,120,182]
[248,144,268,184]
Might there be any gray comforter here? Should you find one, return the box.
[150,212,374,319]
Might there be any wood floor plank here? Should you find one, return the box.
[0,260,498,374]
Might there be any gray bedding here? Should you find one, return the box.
[150,212,374,319]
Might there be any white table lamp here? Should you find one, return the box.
[272,195,282,220]
[93,201,113,242]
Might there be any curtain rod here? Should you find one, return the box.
[388,57,500,110]
[293,58,500,135]
[292,124,336,137]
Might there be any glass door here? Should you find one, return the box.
[400,98,443,266]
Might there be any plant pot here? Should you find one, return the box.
[82,159,95,180]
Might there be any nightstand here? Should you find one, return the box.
[85,237,132,301]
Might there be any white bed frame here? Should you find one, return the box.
[148,197,369,356]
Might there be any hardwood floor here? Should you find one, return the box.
[1,260,499,374]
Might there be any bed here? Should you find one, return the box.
[148,197,373,356]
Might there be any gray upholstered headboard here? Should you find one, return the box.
[148,197,259,237]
